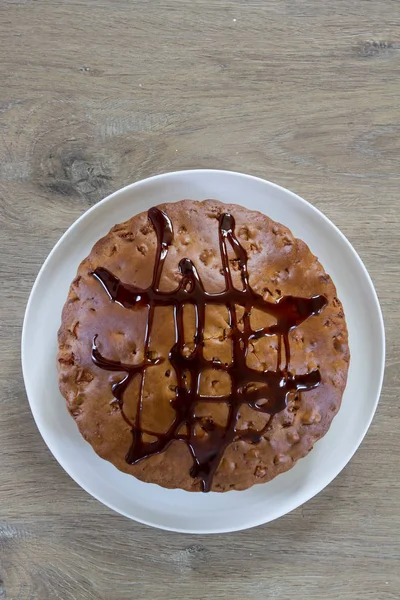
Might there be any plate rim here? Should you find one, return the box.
[21,169,386,533]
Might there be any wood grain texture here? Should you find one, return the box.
[0,0,399,598]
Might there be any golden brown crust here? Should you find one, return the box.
[57,200,350,492]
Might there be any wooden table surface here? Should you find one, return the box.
[1,1,399,598]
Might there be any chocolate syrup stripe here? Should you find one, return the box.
[91,207,327,491]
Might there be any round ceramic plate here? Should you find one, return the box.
[22,169,385,533]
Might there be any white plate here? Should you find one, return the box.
[22,169,385,533]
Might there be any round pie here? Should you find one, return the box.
[57,199,350,492]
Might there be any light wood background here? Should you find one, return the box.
[0,1,399,599]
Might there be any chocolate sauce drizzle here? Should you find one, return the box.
[91,208,327,491]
